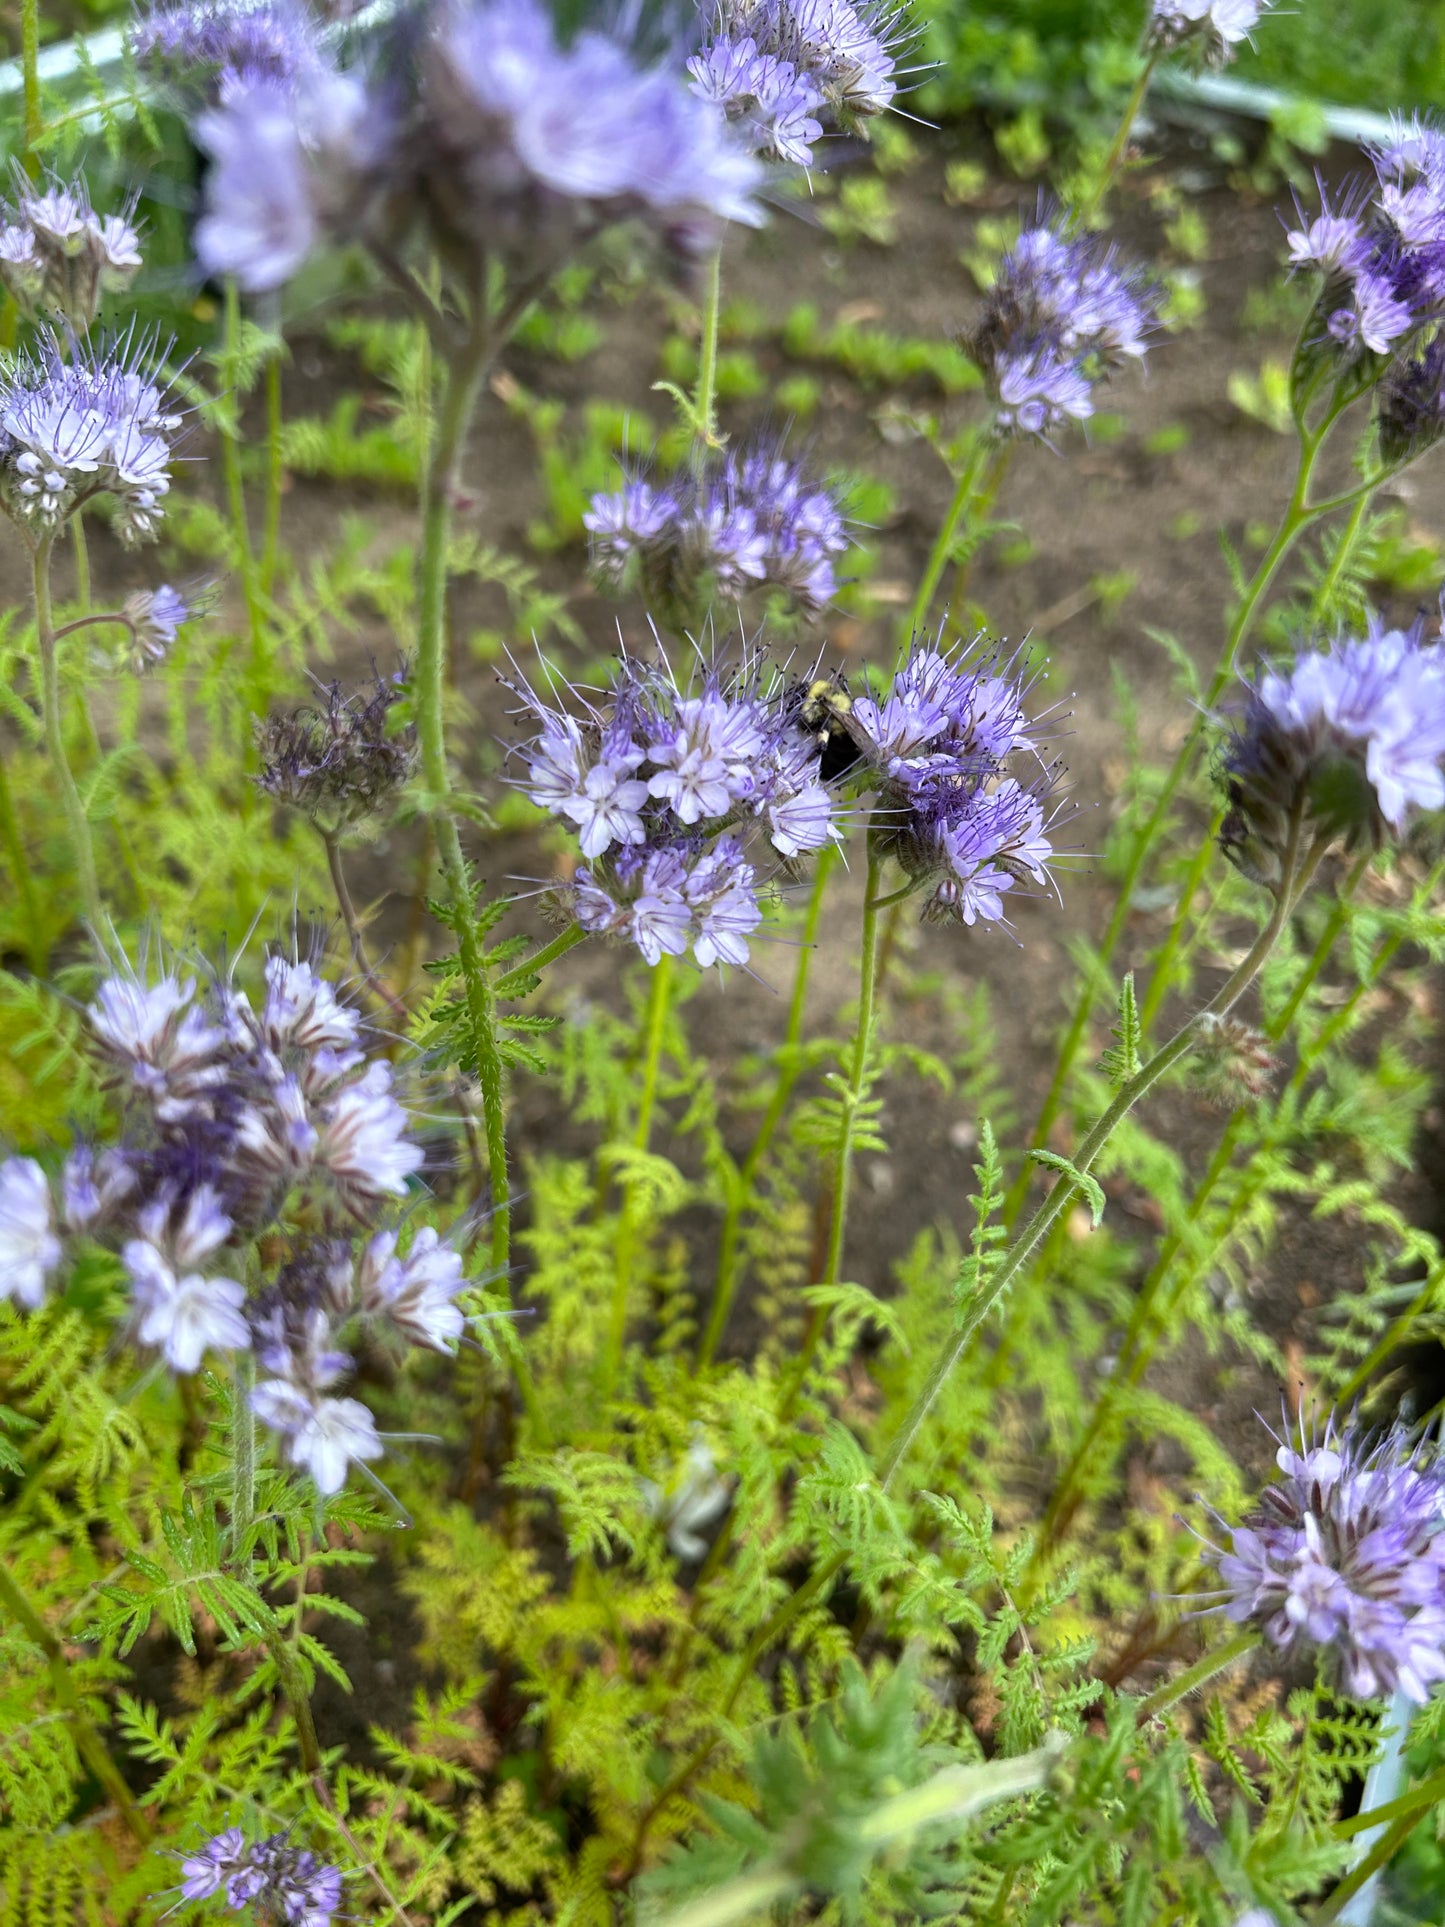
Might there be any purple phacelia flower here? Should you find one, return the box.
[251,1377,383,1494]
[688,34,825,167]
[180,1828,344,1922]
[0,170,142,328]
[584,438,849,625]
[964,221,1155,442]
[508,646,842,972]
[693,0,909,154]
[130,0,325,97]
[1200,1413,1445,1704]
[0,334,183,544]
[1221,613,1445,886]
[0,1158,61,1310]
[117,582,196,672]
[1377,333,1445,463]
[853,631,1065,930]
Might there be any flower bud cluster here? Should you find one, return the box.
[0,334,183,544]
[962,221,1156,441]
[688,0,909,168]
[1147,0,1270,67]
[1284,117,1445,427]
[1202,1413,1445,1703]
[0,173,142,331]
[849,633,1064,926]
[1220,614,1445,887]
[585,442,848,627]
[510,650,841,970]
[255,670,419,833]
[191,0,764,294]
[181,1827,343,1924]
[0,953,467,1495]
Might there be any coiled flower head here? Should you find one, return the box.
[508,647,842,971]
[963,220,1156,441]
[845,630,1066,928]
[254,670,419,832]
[690,0,910,167]
[1201,1413,1445,1703]
[0,171,142,329]
[1220,614,1445,886]
[0,333,184,543]
[585,440,848,627]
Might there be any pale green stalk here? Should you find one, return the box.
[19,0,41,157]
[1134,1630,1258,1719]
[0,749,43,971]
[903,430,994,648]
[1072,50,1159,228]
[33,535,101,927]
[602,952,676,1396]
[693,246,725,451]
[231,1351,256,1551]
[699,843,837,1370]
[219,281,267,677]
[262,353,285,595]
[779,841,886,1410]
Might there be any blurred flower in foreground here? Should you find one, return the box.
[1147,0,1271,66]
[131,0,325,99]
[1200,1412,1445,1703]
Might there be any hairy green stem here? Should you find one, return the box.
[265,1621,323,1776]
[0,1560,151,1841]
[492,922,589,999]
[1073,50,1159,227]
[693,246,725,451]
[72,515,90,611]
[262,353,285,595]
[20,0,41,157]
[904,430,994,647]
[603,952,675,1397]
[885,824,1325,1502]
[321,827,405,1016]
[780,841,885,1411]
[231,1351,256,1552]
[34,536,101,928]
[1134,1630,1257,1718]
[699,844,837,1370]
[1002,403,1347,1226]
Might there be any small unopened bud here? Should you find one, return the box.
[118,582,200,672]
[1191,1014,1277,1108]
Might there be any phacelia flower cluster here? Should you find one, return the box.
[194,0,764,293]
[847,632,1063,927]
[585,443,848,626]
[1220,614,1445,887]
[255,670,419,833]
[0,172,142,330]
[131,0,325,99]
[0,334,183,544]
[962,221,1156,440]
[181,1827,343,1925]
[511,650,841,970]
[1147,0,1270,66]
[687,0,909,167]
[1283,118,1445,410]
[0,952,468,1494]
[117,582,201,673]
[1202,1413,1445,1704]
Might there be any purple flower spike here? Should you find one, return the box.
[131,0,325,98]
[508,646,844,972]
[964,220,1156,443]
[179,1829,344,1923]
[1221,611,1445,885]
[0,170,142,328]
[1201,1412,1445,1704]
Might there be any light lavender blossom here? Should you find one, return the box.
[251,1377,383,1494]
[117,583,196,673]
[508,648,842,972]
[584,439,849,624]
[0,335,183,544]
[1148,0,1272,64]
[124,1238,250,1374]
[131,0,326,97]
[0,1157,61,1309]
[179,1827,343,1923]
[964,220,1156,443]
[0,171,142,328]
[1221,613,1445,885]
[357,1225,466,1352]
[1201,1413,1445,1704]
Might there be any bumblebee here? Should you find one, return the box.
[786,671,868,784]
